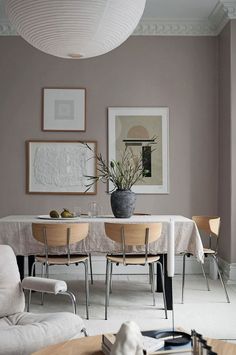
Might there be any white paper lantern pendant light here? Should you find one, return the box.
[6,0,146,59]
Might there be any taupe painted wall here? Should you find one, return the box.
[218,20,236,263]
[219,23,231,262]
[0,37,218,228]
[230,21,236,262]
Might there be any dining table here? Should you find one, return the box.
[0,214,204,310]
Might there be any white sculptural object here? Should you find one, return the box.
[111,321,143,355]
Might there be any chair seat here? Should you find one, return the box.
[203,248,216,254]
[107,254,160,265]
[0,312,84,355]
[35,254,89,265]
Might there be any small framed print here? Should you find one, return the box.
[43,88,86,131]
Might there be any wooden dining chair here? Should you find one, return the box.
[31,223,90,319]
[181,216,230,303]
[104,222,167,320]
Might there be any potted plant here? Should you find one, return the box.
[85,145,151,218]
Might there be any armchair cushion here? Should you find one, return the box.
[0,311,84,355]
[0,245,24,317]
[22,277,67,294]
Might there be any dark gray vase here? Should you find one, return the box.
[110,189,136,218]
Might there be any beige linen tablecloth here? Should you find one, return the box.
[0,215,204,262]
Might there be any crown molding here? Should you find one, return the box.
[0,19,16,35]
[134,18,217,36]
[222,1,236,17]
[1,0,236,37]
[134,1,236,36]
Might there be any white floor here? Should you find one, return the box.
[27,274,236,341]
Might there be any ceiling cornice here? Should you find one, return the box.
[134,1,236,36]
[1,0,236,37]
[133,18,217,36]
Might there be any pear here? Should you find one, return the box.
[49,210,60,218]
[61,208,73,218]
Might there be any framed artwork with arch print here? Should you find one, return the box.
[108,107,169,194]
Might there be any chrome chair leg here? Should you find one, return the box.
[149,263,152,284]
[89,253,93,285]
[148,264,153,291]
[105,260,111,320]
[46,263,49,278]
[81,327,88,337]
[212,255,230,303]
[105,258,109,284]
[109,263,113,294]
[181,253,186,304]
[83,260,89,319]
[157,261,167,319]
[200,261,210,291]
[151,263,156,306]
[30,261,37,277]
[41,263,46,305]
[61,290,77,314]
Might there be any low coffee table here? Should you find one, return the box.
[33,335,103,355]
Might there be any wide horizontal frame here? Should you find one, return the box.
[108,107,169,194]
[26,140,97,195]
[42,88,86,132]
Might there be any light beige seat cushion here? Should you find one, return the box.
[0,311,84,355]
[0,245,86,355]
[0,245,25,317]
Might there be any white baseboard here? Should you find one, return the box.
[31,255,236,283]
[34,255,210,276]
[219,258,236,284]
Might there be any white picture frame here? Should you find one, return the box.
[43,88,86,131]
[26,140,97,194]
[108,107,169,194]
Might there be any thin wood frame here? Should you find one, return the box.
[26,140,97,195]
[108,107,169,194]
[42,88,86,131]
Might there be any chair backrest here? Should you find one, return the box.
[192,216,220,251]
[104,223,162,247]
[192,216,220,237]
[0,245,25,317]
[32,223,89,247]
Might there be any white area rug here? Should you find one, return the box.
[28,274,236,340]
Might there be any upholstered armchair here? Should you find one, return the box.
[0,245,86,355]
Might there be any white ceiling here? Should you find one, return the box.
[0,0,236,36]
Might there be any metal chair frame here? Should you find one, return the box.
[104,223,167,320]
[181,216,230,304]
[31,223,90,319]
[26,288,77,314]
